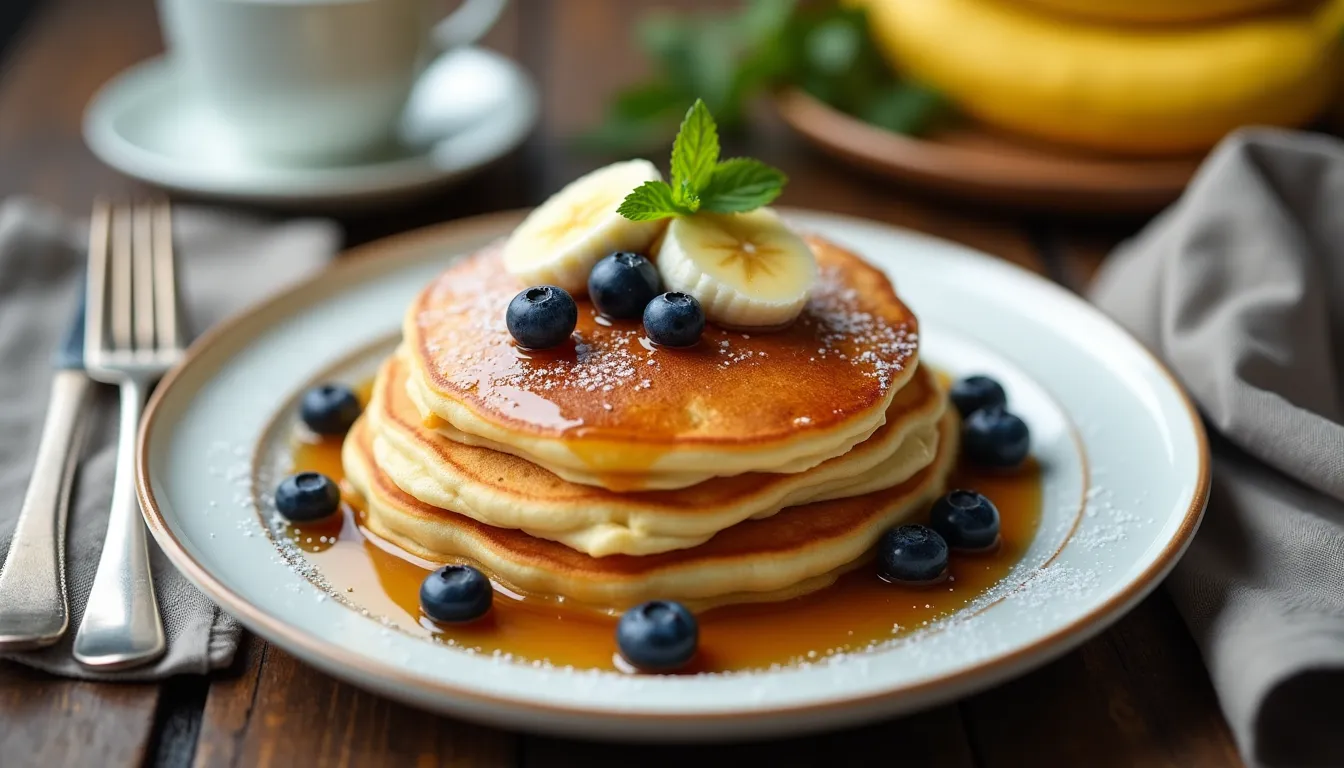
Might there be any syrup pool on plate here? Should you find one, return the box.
[280,398,1043,673]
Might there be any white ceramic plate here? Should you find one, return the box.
[138,210,1208,741]
[83,48,538,207]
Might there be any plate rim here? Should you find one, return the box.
[136,208,1210,726]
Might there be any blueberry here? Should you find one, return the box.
[300,383,362,435]
[930,490,1001,551]
[420,564,493,623]
[963,406,1031,469]
[275,472,341,522]
[877,524,949,584]
[642,292,705,347]
[507,285,578,349]
[950,375,1007,418]
[616,600,698,672]
[589,252,662,320]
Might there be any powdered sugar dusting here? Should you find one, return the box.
[802,263,917,391]
[518,331,644,394]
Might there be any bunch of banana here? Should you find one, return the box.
[856,0,1344,155]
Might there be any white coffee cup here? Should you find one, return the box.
[157,0,507,165]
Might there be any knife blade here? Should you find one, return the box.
[0,286,95,650]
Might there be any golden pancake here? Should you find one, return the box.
[367,352,947,556]
[402,235,920,490]
[342,408,959,612]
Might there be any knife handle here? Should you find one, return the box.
[0,371,92,650]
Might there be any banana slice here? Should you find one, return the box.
[655,208,817,330]
[503,160,666,292]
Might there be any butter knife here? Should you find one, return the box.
[0,289,94,650]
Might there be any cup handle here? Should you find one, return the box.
[432,0,508,50]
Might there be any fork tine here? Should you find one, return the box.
[132,204,156,352]
[85,200,111,357]
[151,203,178,350]
[109,205,134,351]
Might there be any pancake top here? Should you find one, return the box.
[406,234,919,450]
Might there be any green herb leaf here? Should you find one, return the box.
[617,180,687,221]
[669,100,720,204]
[583,0,954,157]
[640,16,737,124]
[574,115,677,155]
[613,81,687,121]
[736,0,797,45]
[861,82,948,135]
[699,158,787,213]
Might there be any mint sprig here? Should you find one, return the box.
[617,99,787,222]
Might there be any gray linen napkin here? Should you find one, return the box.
[0,197,340,680]
[1091,128,1344,768]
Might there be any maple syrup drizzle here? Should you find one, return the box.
[283,414,1042,673]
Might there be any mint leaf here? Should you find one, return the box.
[617,180,686,221]
[670,100,719,205]
[699,158,787,213]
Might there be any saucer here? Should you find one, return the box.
[83,48,539,207]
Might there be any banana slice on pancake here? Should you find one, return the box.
[655,207,817,330]
[503,160,666,293]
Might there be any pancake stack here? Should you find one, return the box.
[343,234,958,612]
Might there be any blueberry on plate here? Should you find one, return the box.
[507,285,578,349]
[877,524,949,584]
[930,489,1001,551]
[643,292,705,347]
[616,600,698,672]
[300,383,362,435]
[950,375,1007,418]
[589,252,662,320]
[275,472,341,523]
[963,406,1031,469]
[420,564,493,623]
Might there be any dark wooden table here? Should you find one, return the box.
[0,0,1242,765]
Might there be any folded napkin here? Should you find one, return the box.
[0,198,340,680]
[1091,129,1344,768]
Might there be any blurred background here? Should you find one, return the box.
[3,3,1337,764]
[2,0,1339,247]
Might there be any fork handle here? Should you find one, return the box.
[0,371,92,650]
[73,377,165,669]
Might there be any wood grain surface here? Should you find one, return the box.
[0,1,1239,766]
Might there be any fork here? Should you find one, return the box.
[72,201,181,669]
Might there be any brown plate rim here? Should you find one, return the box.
[773,88,1203,212]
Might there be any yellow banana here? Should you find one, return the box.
[1015,0,1295,24]
[859,0,1344,155]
